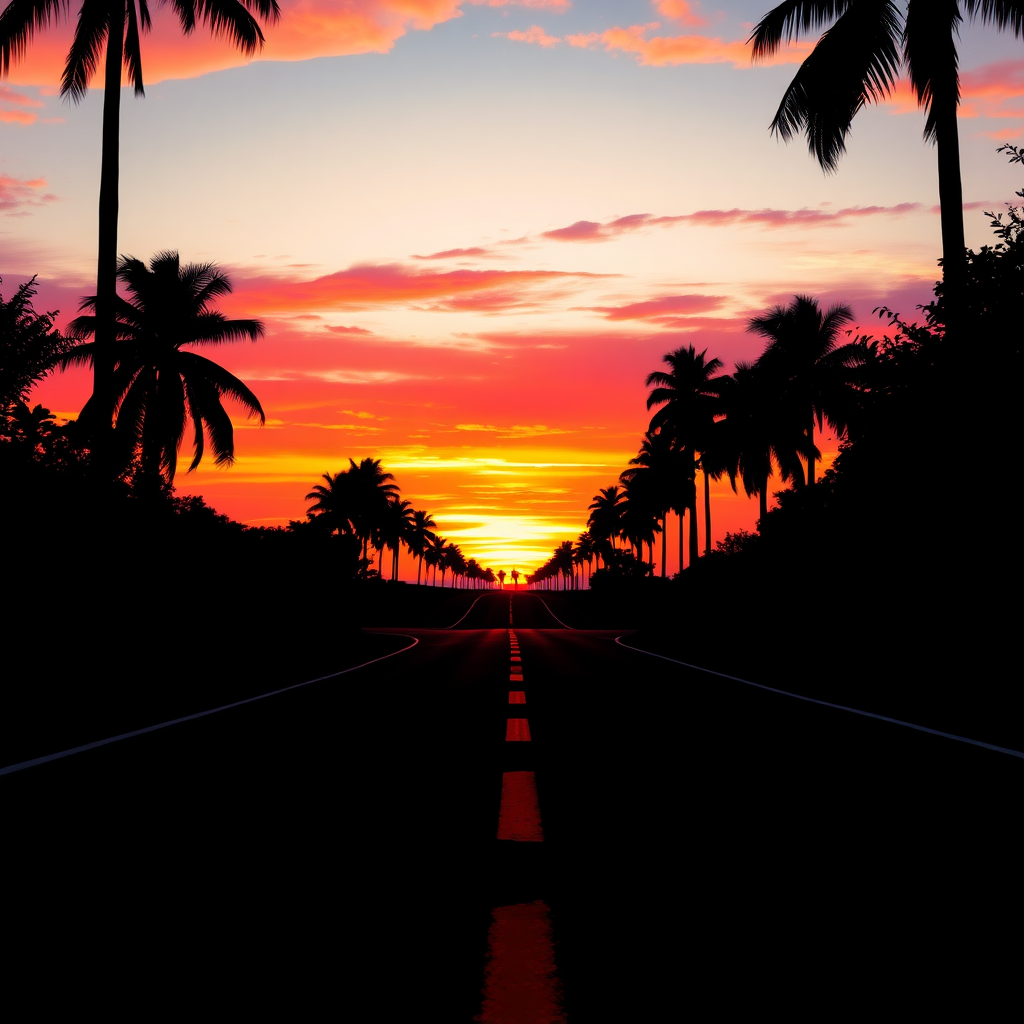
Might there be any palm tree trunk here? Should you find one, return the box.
[807,417,816,487]
[688,459,699,568]
[678,508,684,573]
[92,3,124,471]
[935,89,966,328]
[703,469,712,556]
[661,516,667,577]
[417,555,422,585]
[759,475,769,523]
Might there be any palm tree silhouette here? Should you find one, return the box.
[716,361,808,522]
[498,569,507,589]
[305,471,354,538]
[646,345,724,568]
[623,429,688,575]
[344,457,399,566]
[65,251,264,487]
[407,509,437,585]
[749,0,1024,306]
[618,471,661,572]
[748,294,865,486]
[587,485,627,556]
[1,0,280,454]
[380,496,415,581]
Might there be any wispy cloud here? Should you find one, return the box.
[586,293,728,321]
[226,262,605,315]
[541,204,923,242]
[496,25,561,47]
[503,20,813,68]
[0,174,58,214]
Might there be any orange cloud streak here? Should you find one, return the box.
[3,0,465,87]
[224,262,603,315]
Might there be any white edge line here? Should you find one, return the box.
[445,594,486,629]
[535,596,575,630]
[0,634,421,778]
[614,636,1024,761]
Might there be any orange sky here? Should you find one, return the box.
[5,0,1023,576]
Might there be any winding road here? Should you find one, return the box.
[6,591,1021,1015]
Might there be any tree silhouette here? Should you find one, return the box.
[344,457,400,565]
[0,0,280,455]
[498,569,507,588]
[379,496,415,581]
[716,361,808,522]
[406,509,437,585]
[64,251,264,488]
[425,532,446,586]
[587,485,627,555]
[749,295,865,486]
[305,471,353,536]
[1,276,71,414]
[748,0,1024,308]
[646,345,724,568]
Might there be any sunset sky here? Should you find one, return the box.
[3,0,1022,575]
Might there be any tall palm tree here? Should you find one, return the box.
[407,509,437,585]
[305,471,353,538]
[748,294,865,486]
[749,0,1024,308]
[1,0,279,456]
[587,485,627,554]
[345,457,399,565]
[618,468,662,572]
[646,345,725,569]
[425,532,446,586]
[379,496,415,581]
[716,361,809,522]
[64,251,264,487]
[623,429,687,575]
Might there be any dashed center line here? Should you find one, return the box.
[476,901,565,1023]
[506,718,532,742]
[496,771,544,842]
[509,691,526,704]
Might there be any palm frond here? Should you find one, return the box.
[167,0,276,55]
[176,350,265,423]
[183,377,206,472]
[124,0,145,96]
[770,0,902,171]
[187,312,264,345]
[749,0,850,58]
[61,0,109,102]
[0,0,68,77]
[963,0,1024,35]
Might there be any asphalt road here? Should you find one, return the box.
[6,591,1022,1014]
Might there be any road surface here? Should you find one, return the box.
[5,592,1021,1014]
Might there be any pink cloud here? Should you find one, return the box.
[883,60,1024,133]
[588,294,728,321]
[3,0,468,87]
[654,0,707,27]
[542,204,923,242]
[556,23,814,68]
[0,174,58,212]
[498,25,561,47]
[326,325,375,335]
[470,0,570,9]
[413,246,493,259]
[225,262,603,315]
[0,109,35,124]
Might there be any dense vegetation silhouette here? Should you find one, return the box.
[0,0,280,462]
[531,149,1023,599]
